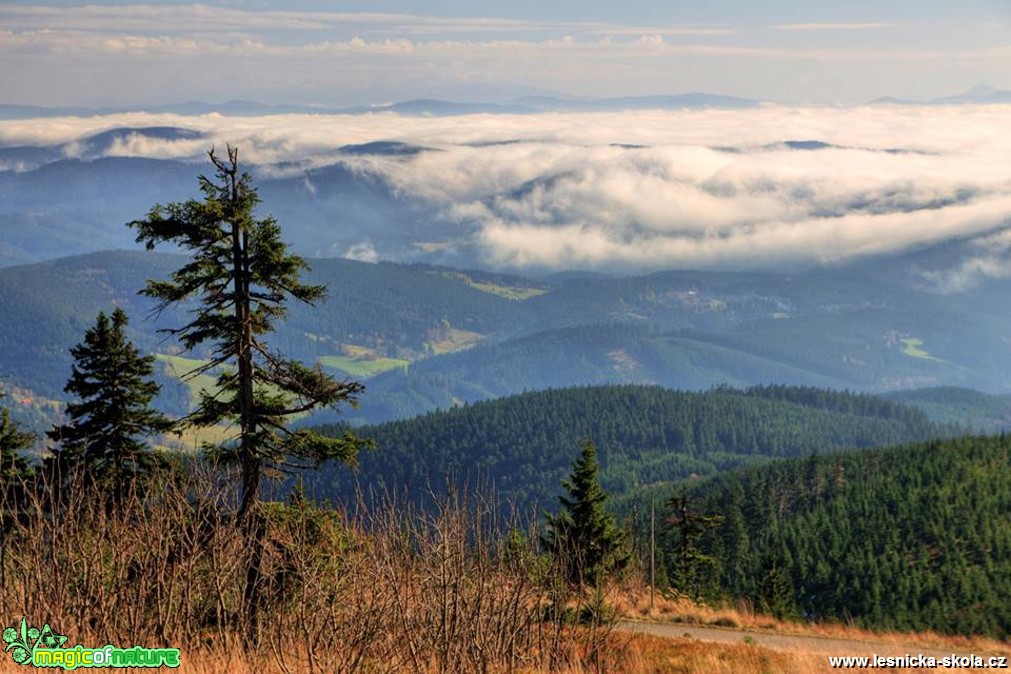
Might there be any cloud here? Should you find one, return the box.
[922,229,1011,292]
[342,240,379,263]
[2,104,1011,274]
[0,4,725,38]
[4,3,1011,108]
[775,22,897,31]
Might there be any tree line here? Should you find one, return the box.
[309,383,953,513]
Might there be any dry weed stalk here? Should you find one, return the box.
[0,467,630,673]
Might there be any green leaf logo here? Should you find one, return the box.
[2,618,67,666]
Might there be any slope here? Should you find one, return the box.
[676,434,1011,638]
[307,384,951,512]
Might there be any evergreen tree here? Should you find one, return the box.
[129,146,367,522]
[542,440,629,586]
[47,308,171,494]
[129,147,370,643]
[0,394,34,541]
[665,493,724,600]
[0,395,34,485]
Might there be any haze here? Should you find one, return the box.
[2,1,1010,106]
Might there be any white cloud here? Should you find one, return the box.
[0,4,725,38]
[342,240,379,263]
[922,229,1011,292]
[2,104,1011,273]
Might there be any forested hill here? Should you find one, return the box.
[308,384,953,511]
[7,249,1011,433]
[884,387,1011,432]
[678,434,1011,638]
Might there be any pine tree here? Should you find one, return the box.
[47,308,171,494]
[129,147,367,522]
[542,440,629,586]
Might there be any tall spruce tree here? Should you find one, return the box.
[48,308,171,492]
[128,147,366,522]
[542,440,629,586]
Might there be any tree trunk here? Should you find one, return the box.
[215,146,265,646]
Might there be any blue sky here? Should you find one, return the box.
[2,1,1010,106]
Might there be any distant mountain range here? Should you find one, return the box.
[870,84,1011,106]
[4,85,1010,121]
[0,92,762,119]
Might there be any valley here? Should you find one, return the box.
[3,243,1011,435]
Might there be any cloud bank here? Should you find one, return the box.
[2,104,1010,273]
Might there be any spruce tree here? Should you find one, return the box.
[665,493,724,600]
[0,395,34,485]
[128,146,366,522]
[47,308,171,493]
[542,440,629,586]
[130,147,369,643]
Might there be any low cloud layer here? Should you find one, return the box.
[2,104,1010,273]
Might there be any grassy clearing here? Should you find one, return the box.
[428,327,483,354]
[3,471,635,674]
[622,633,802,674]
[901,337,942,361]
[156,353,220,407]
[440,270,547,300]
[470,280,548,300]
[161,423,236,452]
[318,354,409,378]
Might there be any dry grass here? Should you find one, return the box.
[609,581,1011,660]
[622,633,802,674]
[1,468,1005,674]
[0,467,630,674]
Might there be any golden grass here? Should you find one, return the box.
[901,337,942,362]
[105,632,936,674]
[608,583,1011,660]
[3,468,1006,674]
[623,633,801,674]
[427,327,483,354]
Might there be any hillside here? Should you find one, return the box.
[884,387,1011,432]
[307,385,952,511]
[675,434,1011,638]
[4,248,1011,432]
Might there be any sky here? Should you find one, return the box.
[2,2,1011,274]
[2,1,1011,106]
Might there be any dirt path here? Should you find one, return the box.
[616,620,984,660]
